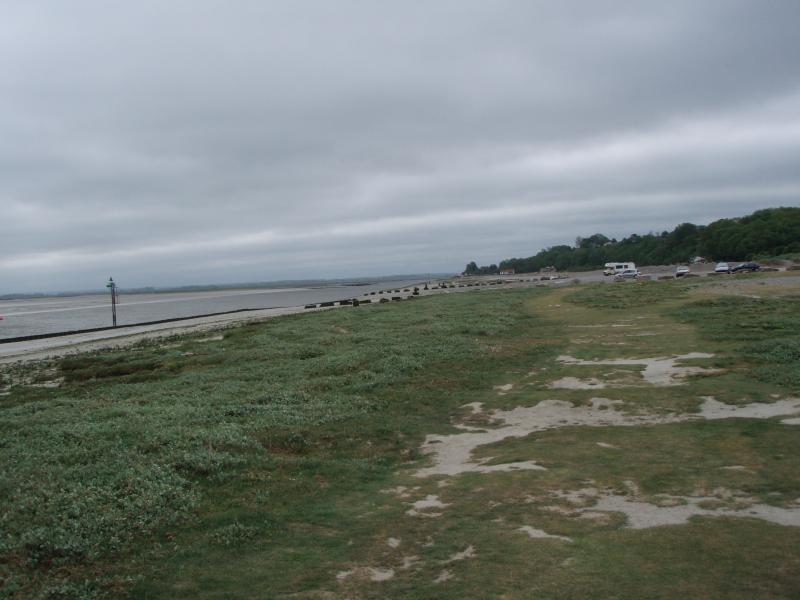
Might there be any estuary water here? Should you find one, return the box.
[0,279,425,340]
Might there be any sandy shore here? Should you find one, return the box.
[3,267,794,364]
[0,305,310,364]
[0,279,513,363]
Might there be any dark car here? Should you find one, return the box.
[731,262,761,273]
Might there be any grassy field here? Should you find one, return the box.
[1,277,799,598]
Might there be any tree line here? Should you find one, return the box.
[464,207,800,274]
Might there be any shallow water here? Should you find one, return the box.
[0,279,424,339]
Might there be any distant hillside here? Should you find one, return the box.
[464,207,800,275]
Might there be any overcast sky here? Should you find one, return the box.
[2,1,800,293]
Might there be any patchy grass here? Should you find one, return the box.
[675,295,800,391]
[0,289,557,598]
[2,276,800,599]
[567,279,692,310]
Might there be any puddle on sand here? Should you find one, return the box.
[557,353,718,386]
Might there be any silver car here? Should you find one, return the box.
[614,269,641,280]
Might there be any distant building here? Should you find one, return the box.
[499,268,515,275]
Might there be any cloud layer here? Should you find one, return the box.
[2,1,800,292]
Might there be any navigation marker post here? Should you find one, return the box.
[106,277,118,327]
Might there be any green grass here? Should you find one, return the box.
[675,295,800,391]
[567,279,692,309]
[0,290,558,597]
[2,278,800,598]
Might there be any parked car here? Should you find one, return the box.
[614,269,641,280]
[675,266,690,277]
[604,262,636,276]
[714,262,731,273]
[731,262,761,273]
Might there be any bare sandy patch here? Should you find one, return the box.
[380,485,418,499]
[550,377,606,390]
[699,396,800,420]
[494,383,513,393]
[415,399,668,477]
[406,495,449,517]
[517,526,572,542]
[387,537,401,548]
[434,569,454,583]
[401,555,421,570]
[553,487,601,507]
[415,397,800,478]
[368,568,395,582]
[444,545,477,563]
[596,442,619,449]
[578,511,614,524]
[336,567,395,583]
[579,493,800,529]
[462,402,484,415]
[557,353,718,386]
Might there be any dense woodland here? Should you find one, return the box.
[464,207,800,274]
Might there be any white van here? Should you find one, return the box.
[603,262,636,276]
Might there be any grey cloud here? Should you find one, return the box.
[2,1,800,292]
